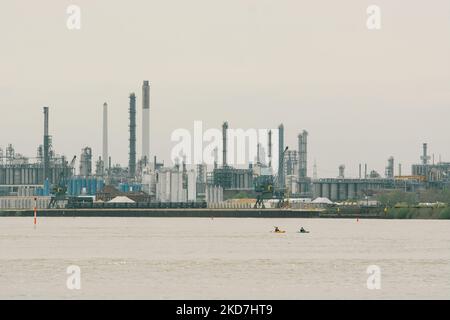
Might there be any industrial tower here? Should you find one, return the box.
[129,93,136,178]
[43,107,50,180]
[142,80,150,164]
[277,124,284,188]
[102,102,108,174]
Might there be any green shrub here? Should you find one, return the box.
[395,208,410,219]
[439,208,450,219]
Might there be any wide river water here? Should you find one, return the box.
[0,217,449,299]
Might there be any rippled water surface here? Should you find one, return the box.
[0,217,449,299]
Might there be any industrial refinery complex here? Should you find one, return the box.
[1,80,449,212]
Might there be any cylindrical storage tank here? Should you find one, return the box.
[78,177,83,196]
[91,178,97,195]
[90,178,96,195]
[338,183,347,201]
[322,183,330,199]
[356,183,363,199]
[43,179,49,196]
[81,178,87,193]
[86,178,91,195]
[313,183,321,198]
[330,183,338,201]
[72,178,76,196]
[214,186,219,204]
[97,179,104,192]
[348,183,356,200]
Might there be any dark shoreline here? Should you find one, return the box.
[0,208,383,219]
[2,207,448,219]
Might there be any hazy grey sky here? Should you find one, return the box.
[1,0,449,177]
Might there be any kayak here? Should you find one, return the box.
[297,230,310,234]
[272,230,286,233]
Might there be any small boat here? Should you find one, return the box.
[272,227,286,233]
[297,229,310,234]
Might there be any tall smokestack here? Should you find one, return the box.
[268,130,272,168]
[102,102,108,174]
[142,80,150,164]
[43,107,50,180]
[213,147,218,169]
[421,143,430,165]
[129,93,136,178]
[298,130,308,178]
[222,121,228,167]
[338,165,345,178]
[278,124,285,188]
[256,143,261,165]
[386,156,394,178]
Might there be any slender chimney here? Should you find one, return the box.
[213,147,218,169]
[142,80,150,164]
[278,124,285,188]
[102,102,108,174]
[298,130,308,178]
[421,143,430,165]
[256,143,260,165]
[222,121,228,167]
[338,164,345,178]
[129,93,136,178]
[268,130,272,168]
[43,107,50,180]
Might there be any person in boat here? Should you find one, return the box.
[274,226,280,232]
[300,227,306,233]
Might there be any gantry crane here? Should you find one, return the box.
[254,147,289,209]
[48,155,76,208]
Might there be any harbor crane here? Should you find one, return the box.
[254,146,289,209]
[48,155,76,208]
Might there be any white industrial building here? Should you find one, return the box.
[0,196,51,209]
[205,185,224,204]
[155,168,197,202]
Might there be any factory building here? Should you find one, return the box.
[286,175,299,195]
[0,196,51,209]
[312,178,425,202]
[284,150,298,177]
[411,143,450,186]
[205,185,224,204]
[212,166,253,190]
[0,107,74,192]
[155,167,196,202]
[67,176,104,196]
[0,162,72,187]
[195,163,207,200]
[79,147,92,176]
[4,81,450,210]
[210,121,254,192]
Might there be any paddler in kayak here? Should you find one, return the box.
[273,226,286,233]
[299,227,309,233]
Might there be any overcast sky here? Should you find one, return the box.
[1,0,449,178]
